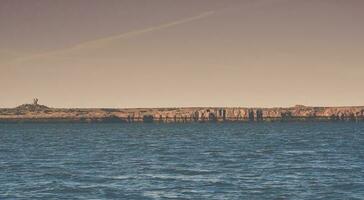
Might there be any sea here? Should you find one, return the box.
[0,122,363,199]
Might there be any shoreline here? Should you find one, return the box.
[1,104,363,123]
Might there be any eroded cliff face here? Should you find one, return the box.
[0,104,363,123]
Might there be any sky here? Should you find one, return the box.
[1,0,364,108]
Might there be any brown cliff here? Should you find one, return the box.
[0,103,363,123]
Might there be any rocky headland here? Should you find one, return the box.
[0,100,363,123]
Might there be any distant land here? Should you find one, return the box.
[1,99,363,123]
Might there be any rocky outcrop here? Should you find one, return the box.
[15,104,49,112]
[0,104,363,123]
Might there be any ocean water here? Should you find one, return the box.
[0,122,364,200]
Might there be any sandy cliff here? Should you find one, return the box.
[0,103,363,123]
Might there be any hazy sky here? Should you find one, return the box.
[1,0,364,108]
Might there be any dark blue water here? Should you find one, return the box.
[1,122,364,199]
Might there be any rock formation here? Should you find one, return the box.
[0,102,363,123]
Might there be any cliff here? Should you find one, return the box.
[0,104,363,123]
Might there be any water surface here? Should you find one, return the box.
[1,122,363,199]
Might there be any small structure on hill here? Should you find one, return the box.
[33,98,39,105]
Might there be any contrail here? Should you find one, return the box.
[12,11,215,63]
[71,11,214,50]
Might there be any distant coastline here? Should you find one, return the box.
[1,100,363,123]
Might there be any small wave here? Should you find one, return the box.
[163,168,217,176]
[144,173,224,184]
[143,190,181,199]
[107,175,133,180]
[284,150,316,154]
